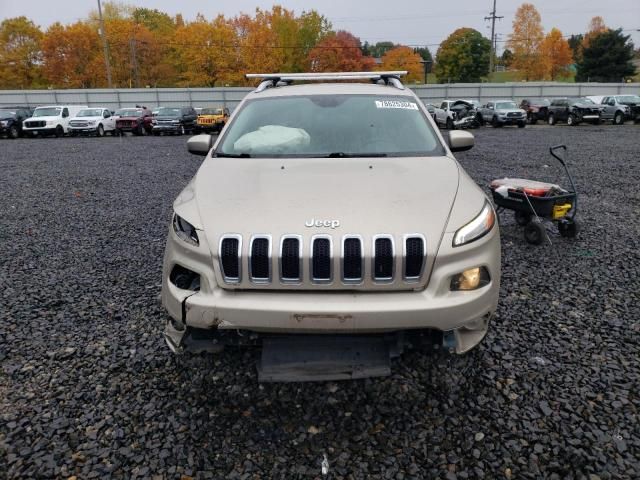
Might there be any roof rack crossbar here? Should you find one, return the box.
[246,71,408,92]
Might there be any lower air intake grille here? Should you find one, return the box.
[250,237,270,281]
[220,237,240,282]
[280,237,300,281]
[405,237,425,279]
[374,237,394,280]
[312,237,331,281]
[343,237,363,281]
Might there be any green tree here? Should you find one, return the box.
[500,48,514,68]
[576,29,636,82]
[132,8,175,35]
[434,28,491,82]
[413,47,433,63]
[369,41,395,58]
[0,16,43,88]
[567,34,583,63]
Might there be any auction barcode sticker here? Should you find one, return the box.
[375,100,419,110]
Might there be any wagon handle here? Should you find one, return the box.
[549,145,577,219]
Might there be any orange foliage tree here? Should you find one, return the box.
[0,16,43,88]
[540,28,573,80]
[42,22,102,88]
[507,3,546,80]
[307,31,375,72]
[173,14,242,87]
[583,16,607,49]
[380,46,424,82]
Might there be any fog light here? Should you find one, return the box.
[450,267,490,291]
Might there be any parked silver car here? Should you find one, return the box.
[161,71,501,381]
[477,100,527,128]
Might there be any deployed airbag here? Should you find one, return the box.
[234,125,310,154]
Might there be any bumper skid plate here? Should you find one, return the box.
[257,335,392,382]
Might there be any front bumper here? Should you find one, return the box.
[153,124,182,133]
[69,126,99,134]
[161,225,501,355]
[496,116,525,125]
[23,126,57,134]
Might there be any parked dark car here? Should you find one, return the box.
[520,99,550,124]
[115,106,153,135]
[152,106,198,135]
[600,95,640,124]
[0,107,32,139]
[547,97,602,126]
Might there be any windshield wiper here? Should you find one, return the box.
[214,152,252,158]
[324,152,388,158]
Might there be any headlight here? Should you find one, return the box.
[453,201,496,247]
[172,119,180,124]
[173,214,199,246]
[152,119,157,124]
[88,120,96,125]
[0,121,7,127]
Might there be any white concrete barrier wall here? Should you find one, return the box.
[0,83,638,111]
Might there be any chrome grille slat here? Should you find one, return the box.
[311,235,332,283]
[280,235,302,282]
[249,235,271,283]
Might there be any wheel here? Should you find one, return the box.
[524,222,545,245]
[475,113,484,126]
[528,114,537,125]
[97,124,105,137]
[153,131,160,136]
[55,125,64,137]
[613,112,623,125]
[547,113,556,125]
[558,219,579,238]
[515,211,531,226]
[491,116,502,128]
[517,121,526,128]
[567,114,577,126]
[8,125,19,139]
[446,118,454,130]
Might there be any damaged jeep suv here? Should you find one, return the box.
[161,72,500,381]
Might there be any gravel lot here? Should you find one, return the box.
[1,125,639,479]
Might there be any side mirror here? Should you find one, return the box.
[187,134,214,156]
[448,130,474,152]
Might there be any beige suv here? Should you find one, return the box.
[161,72,500,381]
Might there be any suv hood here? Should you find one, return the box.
[192,156,460,289]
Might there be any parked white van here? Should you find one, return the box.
[68,107,117,136]
[23,105,88,137]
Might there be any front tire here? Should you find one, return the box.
[97,124,105,137]
[524,221,545,245]
[446,118,454,130]
[567,114,577,126]
[517,121,526,128]
[613,112,623,125]
[528,113,537,125]
[491,116,502,128]
[8,125,19,139]
[547,113,556,125]
[55,125,64,137]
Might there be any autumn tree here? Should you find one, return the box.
[380,46,423,82]
[507,3,545,80]
[583,16,607,49]
[568,34,584,63]
[41,22,103,88]
[132,8,175,36]
[173,14,241,87]
[576,28,636,82]
[540,28,573,80]
[0,16,43,89]
[413,47,433,63]
[308,31,375,72]
[433,28,491,83]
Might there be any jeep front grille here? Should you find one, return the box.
[217,234,427,288]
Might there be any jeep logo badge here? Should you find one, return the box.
[305,218,340,229]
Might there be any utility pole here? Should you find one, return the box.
[97,0,113,88]
[484,0,503,76]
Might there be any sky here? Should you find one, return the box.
[1,0,638,53]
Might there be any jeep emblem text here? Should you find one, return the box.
[305,218,340,229]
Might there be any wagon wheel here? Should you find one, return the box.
[524,222,545,245]
[558,219,579,238]
[514,210,531,226]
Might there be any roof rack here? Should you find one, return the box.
[246,71,408,93]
